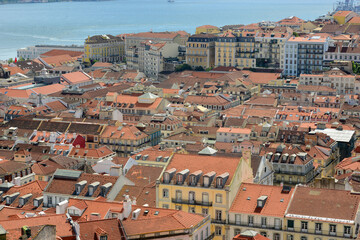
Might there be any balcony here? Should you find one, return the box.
[211,219,226,224]
[228,221,282,230]
[285,226,353,238]
[205,233,215,240]
[171,198,213,207]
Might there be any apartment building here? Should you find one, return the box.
[284,35,329,76]
[215,32,256,68]
[83,34,124,63]
[157,153,253,240]
[255,29,292,69]
[141,41,180,79]
[284,186,360,240]
[299,68,360,94]
[125,31,182,70]
[262,143,316,186]
[43,169,122,208]
[99,124,152,157]
[228,183,294,240]
[186,34,217,69]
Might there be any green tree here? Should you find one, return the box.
[7,58,13,64]
[19,57,25,62]
[175,64,192,72]
[293,32,299,37]
[194,66,205,71]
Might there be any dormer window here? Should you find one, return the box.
[177,174,183,185]
[203,176,209,187]
[216,178,223,188]
[190,175,196,186]
[164,173,170,183]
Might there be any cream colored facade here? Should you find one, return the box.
[186,34,217,69]
[215,33,256,68]
[255,30,292,69]
[84,35,124,63]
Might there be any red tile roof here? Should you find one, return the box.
[286,186,360,222]
[230,183,294,217]
[61,71,92,85]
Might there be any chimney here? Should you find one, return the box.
[123,195,132,219]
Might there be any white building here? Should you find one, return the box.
[216,127,251,143]
[284,35,329,76]
[17,45,83,60]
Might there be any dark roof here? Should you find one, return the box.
[37,121,70,132]
[67,123,102,135]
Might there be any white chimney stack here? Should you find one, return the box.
[123,195,132,219]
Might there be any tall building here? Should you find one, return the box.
[125,31,183,71]
[215,32,256,68]
[83,34,124,63]
[131,41,180,80]
[284,35,329,76]
[186,34,217,69]
[255,29,292,69]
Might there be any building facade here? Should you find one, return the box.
[83,34,124,63]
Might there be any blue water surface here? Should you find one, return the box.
[0,0,334,59]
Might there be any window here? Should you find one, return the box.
[176,190,182,201]
[235,214,241,225]
[202,208,208,215]
[203,176,210,187]
[315,223,322,233]
[162,204,169,209]
[100,235,108,240]
[175,205,182,210]
[260,232,267,237]
[330,224,336,235]
[234,229,241,236]
[215,226,222,236]
[300,237,307,240]
[202,193,209,204]
[344,226,351,236]
[274,233,280,240]
[261,217,267,227]
[189,191,195,204]
[287,235,293,240]
[301,221,308,232]
[248,215,254,226]
[274,218,281,229]
[162,189,169,198]
[287,220,294,230]
[47,196,52,206]
[189,207,195,213]
[216,194,222,203]
[215,210,222,221]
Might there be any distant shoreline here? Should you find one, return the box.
[0,0,109,4]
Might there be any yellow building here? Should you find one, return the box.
[215,32,256,68]
[83,34,124,64]
[157,153,253,240]
[196,25,220,35]
[186,34,217,69]
[333,10,358,24]
[284,186,360,240]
